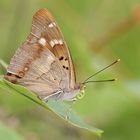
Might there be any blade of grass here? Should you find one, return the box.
[0,59,8,69]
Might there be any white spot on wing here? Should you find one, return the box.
[50,40,55,47]
[48,22,56,28]
[24,67,28,71]
[58,40,63,45]
[48,55,55,64]
[54,39,58,44]
[49,39,63,47]
[38,38,46,46]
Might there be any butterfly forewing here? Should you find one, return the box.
[4,9,77,99]
[31,9,76,89]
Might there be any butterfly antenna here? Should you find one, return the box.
[83,59,120,83]
[83,78,117,84]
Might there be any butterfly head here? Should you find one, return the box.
[74,83,86,100]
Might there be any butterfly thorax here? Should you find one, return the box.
[58,83,86,101]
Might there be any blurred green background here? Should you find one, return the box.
[0,0,140,140]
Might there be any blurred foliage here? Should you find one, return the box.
[0,0,140,140]
[0,122,25,140]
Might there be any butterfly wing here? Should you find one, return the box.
[4,9,76,98]
[32,9,76,89]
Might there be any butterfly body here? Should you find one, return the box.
[4,9,85,101]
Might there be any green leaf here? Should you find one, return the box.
[0,59,8,69]
[0,60,103,136]
[47,100,103,136]
[0,122,25,140]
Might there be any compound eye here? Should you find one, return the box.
[77,93,85,100]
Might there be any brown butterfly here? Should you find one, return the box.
[4,9,119,102]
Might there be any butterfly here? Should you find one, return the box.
[4,9,119,102]
[4,9,86,101]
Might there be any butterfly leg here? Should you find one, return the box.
[43,90,63,102]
